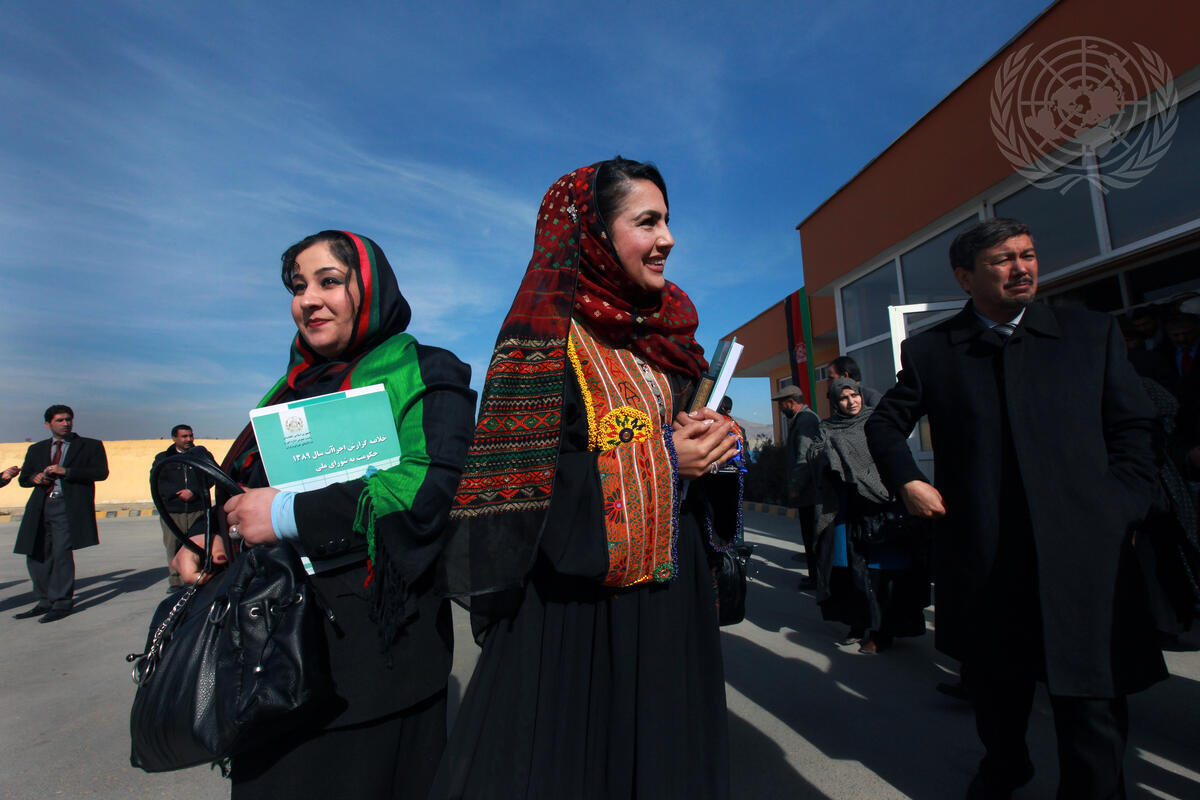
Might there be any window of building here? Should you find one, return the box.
[1103,92,1200,249]
[1123,247,1200,305]
[992,167,1100,277]
[1044,275,1123,312]
[840,262,900,343]
[845,338,898,398]
[899,216,979,303]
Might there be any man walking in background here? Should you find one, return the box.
[866,219,1165,798]
[13,405,108,623]
[772,385,821,590]
[152,424,217,592]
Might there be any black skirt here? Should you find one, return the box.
[431,514,730,800]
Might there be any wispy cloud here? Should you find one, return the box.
[0,0,1052,439]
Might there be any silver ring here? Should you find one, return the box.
[229,524,240,538]
[708,461,718,474]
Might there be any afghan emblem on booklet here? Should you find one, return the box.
[280,409,313,448]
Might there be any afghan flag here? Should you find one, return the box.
[783,289,816,404]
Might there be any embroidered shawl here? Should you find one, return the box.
[440,163,706,600]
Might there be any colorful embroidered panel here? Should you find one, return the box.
[569,321,678,587]
[451,336,565,516]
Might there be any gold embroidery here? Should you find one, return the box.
[597,406,652,451]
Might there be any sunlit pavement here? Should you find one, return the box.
[1,513,1196,799]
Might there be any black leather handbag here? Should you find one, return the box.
[713,542,754,626]
[128,454,332,772]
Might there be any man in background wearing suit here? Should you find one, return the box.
[866,219,1166,799]
[12,405,109,623]
[772,385,821,589]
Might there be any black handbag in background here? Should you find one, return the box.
[713,543,754,626]
[127,454,333,773]
[852,503,930,546]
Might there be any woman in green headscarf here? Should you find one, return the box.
[173,230,475,799]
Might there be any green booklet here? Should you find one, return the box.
[250,384,401,574]
[249,383,401,492]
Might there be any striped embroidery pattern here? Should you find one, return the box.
[451,336,565,517]
[569,321,677,586]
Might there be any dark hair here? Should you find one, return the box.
[280,230,359,289]
[830,356,862,382]
[717,395,733,415]
[595,157,669,235]
[171,424,193,437]
[44,404,73,422]
[949,218,1033,272]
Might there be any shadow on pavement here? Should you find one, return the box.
[1,568,143,613]
[727,514,1200,799]
[728,710,822,798]
[72,567,164,613]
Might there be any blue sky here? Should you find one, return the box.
[0,0,1051,442]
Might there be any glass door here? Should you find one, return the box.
[885,300,965,481]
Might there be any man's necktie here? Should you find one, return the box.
[46,440,62,495]
[994,322,1016,337]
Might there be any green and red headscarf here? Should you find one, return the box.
[222,231,412,478]
[440,163,706,603]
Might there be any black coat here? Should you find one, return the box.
[866,302,1166,697]
[784,406,821,506]
[152,444,216,513]
[15,434,109,555]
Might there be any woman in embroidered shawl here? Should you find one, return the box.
[432,159,742,799]
[808,378,929,654]
[172,230,475,799]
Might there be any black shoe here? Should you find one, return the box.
[14,604,51,620]
[38,608,71,623]
[837,628,865,646]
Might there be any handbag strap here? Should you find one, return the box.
[149,453,244,562]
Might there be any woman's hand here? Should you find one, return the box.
[672,408,737,480]
[170,533,228,584]
[224,487,280,545]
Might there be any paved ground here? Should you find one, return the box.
[1,512,1197,799]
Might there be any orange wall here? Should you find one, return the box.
[799,0,1200,295]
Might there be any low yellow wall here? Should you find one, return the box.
[0,439,234,511]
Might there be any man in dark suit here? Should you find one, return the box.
[152,424,216,592]
[13,405,109,622]
[772,385,821,588]
[866,219,1166,799]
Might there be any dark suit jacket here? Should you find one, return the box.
[15,434,109,556]
[784,406,821,506]
[866,302,1166,697]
